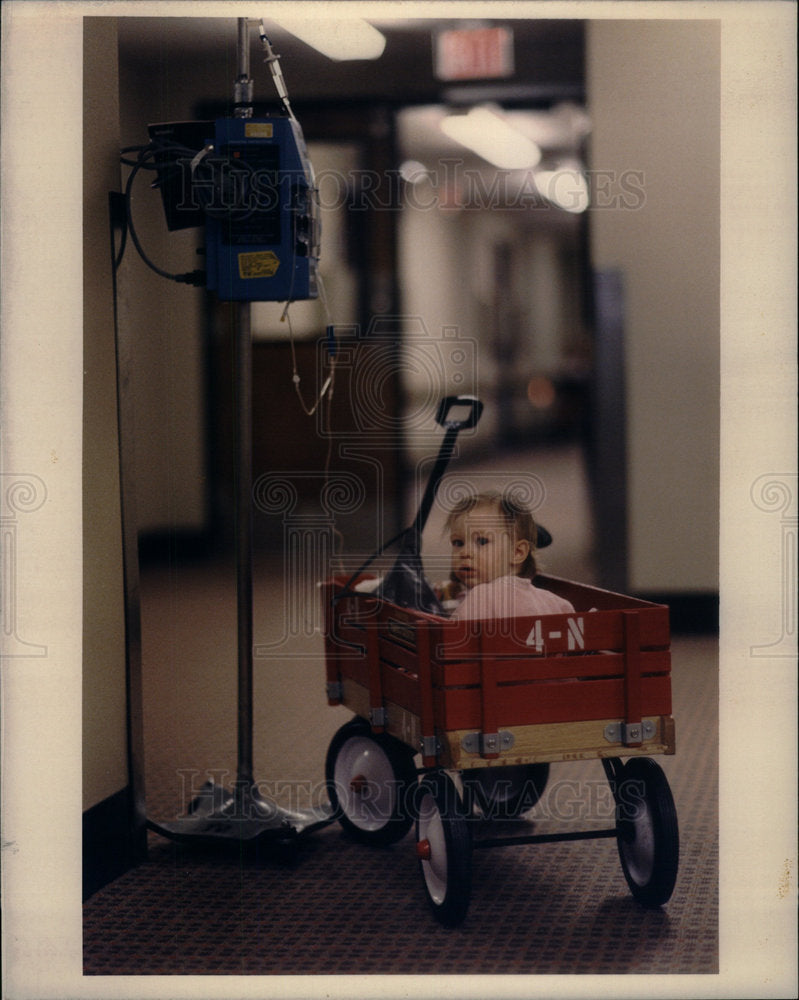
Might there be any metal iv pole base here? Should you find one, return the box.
[147,781,334,848]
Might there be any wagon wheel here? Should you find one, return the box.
[615,756,679,906]
[325,717,417,846]
[462,763,550,819]
[415,770,472,927]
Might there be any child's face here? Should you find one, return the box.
[448,502,530,590]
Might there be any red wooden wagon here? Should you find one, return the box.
[322,573,678,926]
[321,398,678,926]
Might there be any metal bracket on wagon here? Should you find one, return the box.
[604,720,656,745]
[420,735,441,758]
[461,731,515,755]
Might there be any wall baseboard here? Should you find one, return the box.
[636,592,719,635]
[138,528,217,564]
[83,786,147,901]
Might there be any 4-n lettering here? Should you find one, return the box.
[525,616,585,653]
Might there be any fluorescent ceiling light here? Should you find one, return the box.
[440,106,541,170]
[534,165,590,213]
[399,160,430,184]
[277,18,386,61]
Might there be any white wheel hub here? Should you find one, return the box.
[334,736,396,832]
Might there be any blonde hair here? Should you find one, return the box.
[444,491,538,578]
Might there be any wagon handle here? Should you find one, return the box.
[332,396,483,604]
[413,396,483,536]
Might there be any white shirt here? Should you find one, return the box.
[451,575,575,621]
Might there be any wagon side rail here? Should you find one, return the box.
[322,577,674,768]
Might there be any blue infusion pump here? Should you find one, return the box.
[203,116,319,302]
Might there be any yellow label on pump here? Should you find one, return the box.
[238,251,280,279]
[244,122,274,138]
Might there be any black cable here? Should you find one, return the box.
[193,152,260,222]
[121,143,206,286]
[120,144,159,168]
[111,188,129,271]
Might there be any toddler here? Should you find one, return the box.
[442,491,574,620]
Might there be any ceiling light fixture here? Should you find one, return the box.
[398,160,430,185]
[534,162,590,213]
[440,105,542,170]
[276,18,386,61]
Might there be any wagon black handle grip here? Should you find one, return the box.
[435,395,483,431]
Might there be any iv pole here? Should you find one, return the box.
[148,18,332,850]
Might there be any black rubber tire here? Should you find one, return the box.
[615,756,679,906]
[415,770,472,927]
[325,717,417,846]
[462,762,550,819]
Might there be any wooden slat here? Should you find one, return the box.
[416,620,438,766]
[377,635,421,675]
[335,645,369,687]
[366,624,384,731]
[478,632,500,758]
[431,648,670,688]
[434,675,672,731]
[339,679,423,752]
[430,613,669,664]
[328,583,668,650]
[534,574,667,613]
[340,677,370,719]
[623,610,643,744]
[380,661,421,716]
[332,620,366,650]
[340,654,670,726]
[440,715,676,769]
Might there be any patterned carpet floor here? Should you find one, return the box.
[84,598,718,976]
[83,447,718,977]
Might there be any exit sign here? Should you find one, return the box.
[435,26,514,81]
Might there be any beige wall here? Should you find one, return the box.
[116,49,208,536]
[587,20,721,593]
[82,18,129,810]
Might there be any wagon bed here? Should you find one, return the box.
[323,574,675,769]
